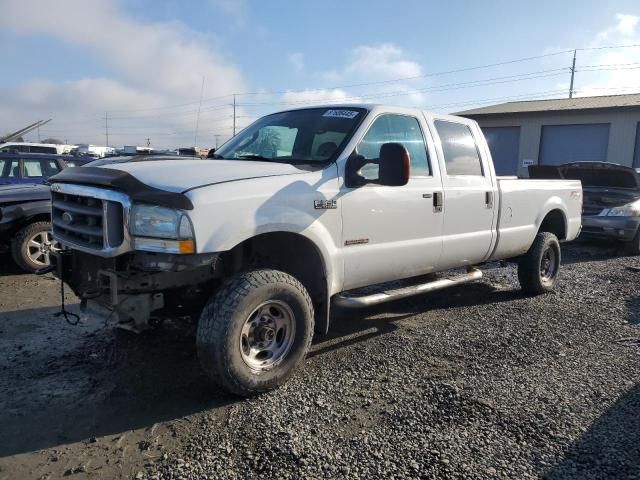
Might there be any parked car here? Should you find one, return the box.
[0,184,56,272]
[0,153,92,186]
[0,142,77,155]
[530,161,640,254]
[50,104,582,396]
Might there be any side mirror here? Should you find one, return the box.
[345,142,411,188]
[379,143,410,186]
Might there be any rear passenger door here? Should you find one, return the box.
[430,118,497,269]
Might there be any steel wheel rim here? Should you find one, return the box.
[239,300,296,372]
[26,230,59,266]
[540,246,557,281]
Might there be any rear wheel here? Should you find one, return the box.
[196,269,314,396]
[11,221,60,273]
[518,232,561,294]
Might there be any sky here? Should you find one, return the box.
[0,0,639,148]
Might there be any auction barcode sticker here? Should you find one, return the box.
[322,110,360,119]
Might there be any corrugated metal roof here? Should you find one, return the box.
[456,93,640,116]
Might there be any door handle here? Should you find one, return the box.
[485,191,494,208]
[433,192,443,212]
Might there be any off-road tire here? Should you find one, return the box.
[196,269,314,396]
[624,228,640,255]
[11,221,53,273]
[518,232,561,295]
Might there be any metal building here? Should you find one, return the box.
[457,93,640,177]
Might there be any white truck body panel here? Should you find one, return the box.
[52,104,582,298]
[490,178,582,260]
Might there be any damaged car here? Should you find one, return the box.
[530,162,640,254]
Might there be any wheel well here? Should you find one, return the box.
[221,232,327,308]
[5,214,51,237]
[539,209,566,240]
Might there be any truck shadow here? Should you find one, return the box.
[0,282,521,457]
[0,308,237,457]
[311,282,522,358]
[544,383,640,479]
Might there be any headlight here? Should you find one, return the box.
[600,201,640,217]
[130,204,195,254]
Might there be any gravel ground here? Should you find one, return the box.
[0,241,639,479]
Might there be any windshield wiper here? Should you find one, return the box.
[235,154,278,162]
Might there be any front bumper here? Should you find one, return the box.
[54,249,221,330]
[581,215,640,242]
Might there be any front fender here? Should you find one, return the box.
[0,200,51,227]
[186,168,343,295]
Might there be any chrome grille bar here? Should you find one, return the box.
[50,183,133,257]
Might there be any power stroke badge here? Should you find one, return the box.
[314,200,337,210]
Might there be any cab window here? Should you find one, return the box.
[0,158,20,177]
[23,158,61,178]
[355,114,431,180]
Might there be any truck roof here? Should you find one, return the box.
[278,103,474,124]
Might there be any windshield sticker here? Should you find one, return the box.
[322,109,360,119]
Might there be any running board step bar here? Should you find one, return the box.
[333,268,483,308]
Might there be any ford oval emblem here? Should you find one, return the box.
[62,211,74,224]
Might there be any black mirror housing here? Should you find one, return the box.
[345,142,410,188]
[379,143,410,186]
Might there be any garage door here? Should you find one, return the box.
[539,124,610,165]
[482,126,520,175]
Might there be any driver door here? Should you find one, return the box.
[340,113,444,290]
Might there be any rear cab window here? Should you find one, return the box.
[434,120,484,176]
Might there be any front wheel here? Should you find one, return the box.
[518,232,561,295]
[196,269,314,396]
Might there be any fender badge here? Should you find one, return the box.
[314,200,337,210]
[345,238,369,246]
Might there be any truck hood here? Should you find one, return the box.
[0,183,50,204]
[97,158,306,193]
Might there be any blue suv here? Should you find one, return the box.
[0,153,92,186]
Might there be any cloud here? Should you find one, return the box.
[577,13,640,97]
[274,43,426,109]
[346,44,423,79]
[0,0,246,147]
[281,88,361,105]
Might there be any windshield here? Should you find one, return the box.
[214,107,367,164]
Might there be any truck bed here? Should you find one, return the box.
[489,178,582,261]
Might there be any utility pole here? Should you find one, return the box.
[194,76,205,146]
[569,49,577,98]
[105,111,110,146]
[37,126,41,142]
[233,94,237,136]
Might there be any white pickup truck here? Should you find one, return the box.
[49,104,582,395]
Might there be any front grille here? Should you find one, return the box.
[52,191,124,251]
